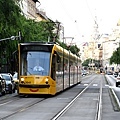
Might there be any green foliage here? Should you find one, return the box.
[0,0,22,37]
[110,47,120,64]
[69,44,80,56]
[19,20,56,42]
[82,58,92,66]
[82,58,101,68]
[0,0,23,72]
[57,41,80,56]
[0,0,80,72]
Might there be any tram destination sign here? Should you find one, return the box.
[20,45,53,52]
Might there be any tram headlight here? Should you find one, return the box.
[45,78,49,84]
[21,78,24,83]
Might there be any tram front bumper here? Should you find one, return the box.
[18,84,52,94]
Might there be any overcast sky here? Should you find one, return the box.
[39,0,120,44]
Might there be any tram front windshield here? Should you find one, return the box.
[20,51,50,76]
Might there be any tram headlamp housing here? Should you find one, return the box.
[45,78,49,84]
[21,78,24,83]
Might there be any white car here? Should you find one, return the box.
[81,70,87,76]
[116,72,120,87]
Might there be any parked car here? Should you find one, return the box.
[116,72,120,87]
[113,72,118,78]
[0,73,16,94]
[13,72,19,89]
[106,71,113,75]
[0,75,6,95]
[81,70,87,76]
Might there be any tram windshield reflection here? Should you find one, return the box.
[21,51,50,76]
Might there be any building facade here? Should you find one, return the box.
[20,0,48,21]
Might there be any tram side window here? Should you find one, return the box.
[21,52,27,75]
[56,55,63,72]
[51,53,62,80]
[54,53,61,72]
[57,54,61,63]
[51,54,56,80]
[64,58,69,72]
[70,60,74,70]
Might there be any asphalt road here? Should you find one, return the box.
[0,74,120,120]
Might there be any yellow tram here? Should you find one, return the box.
[18,42,81,96]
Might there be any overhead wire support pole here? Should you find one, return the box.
[63,37,74,46]
[46,21,60,42]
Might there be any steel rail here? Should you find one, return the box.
[0,98,46,120]
[51,79,95,120]
[95,77,102,120]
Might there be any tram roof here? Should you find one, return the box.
[19,41,56,46]
[54,44,80,60]
[19,41,80,60]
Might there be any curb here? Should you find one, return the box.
[104,75,120,111]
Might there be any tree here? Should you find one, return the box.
[68,45,80,56]
[82,58,91,67]
[0,1,55,72]
[21,20,55,42]
[0,0,80,72]
[0,0,22,38]
[82,58,101,68]
[110,47,120,65]
[0,0,23,72]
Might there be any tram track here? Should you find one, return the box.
[95,75,102,120]
[0,96,47,120]
[51,75,103,120]
[0,74,104,120]
[0,94,20,107]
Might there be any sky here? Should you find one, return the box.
[38,0,120,45]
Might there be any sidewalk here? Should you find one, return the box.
[102,75,120,120]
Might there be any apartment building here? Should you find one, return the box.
[102,23,120,71]
[19,0,48,21]
[81,19,120,71]
[19,1,120,71]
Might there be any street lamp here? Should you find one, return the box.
[0,31,21,72]
[0,31,21,42]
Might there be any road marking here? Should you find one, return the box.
[57,98,69,99]
[0,100,13,106]
[84,84,88,86]
[93,84,98,86]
